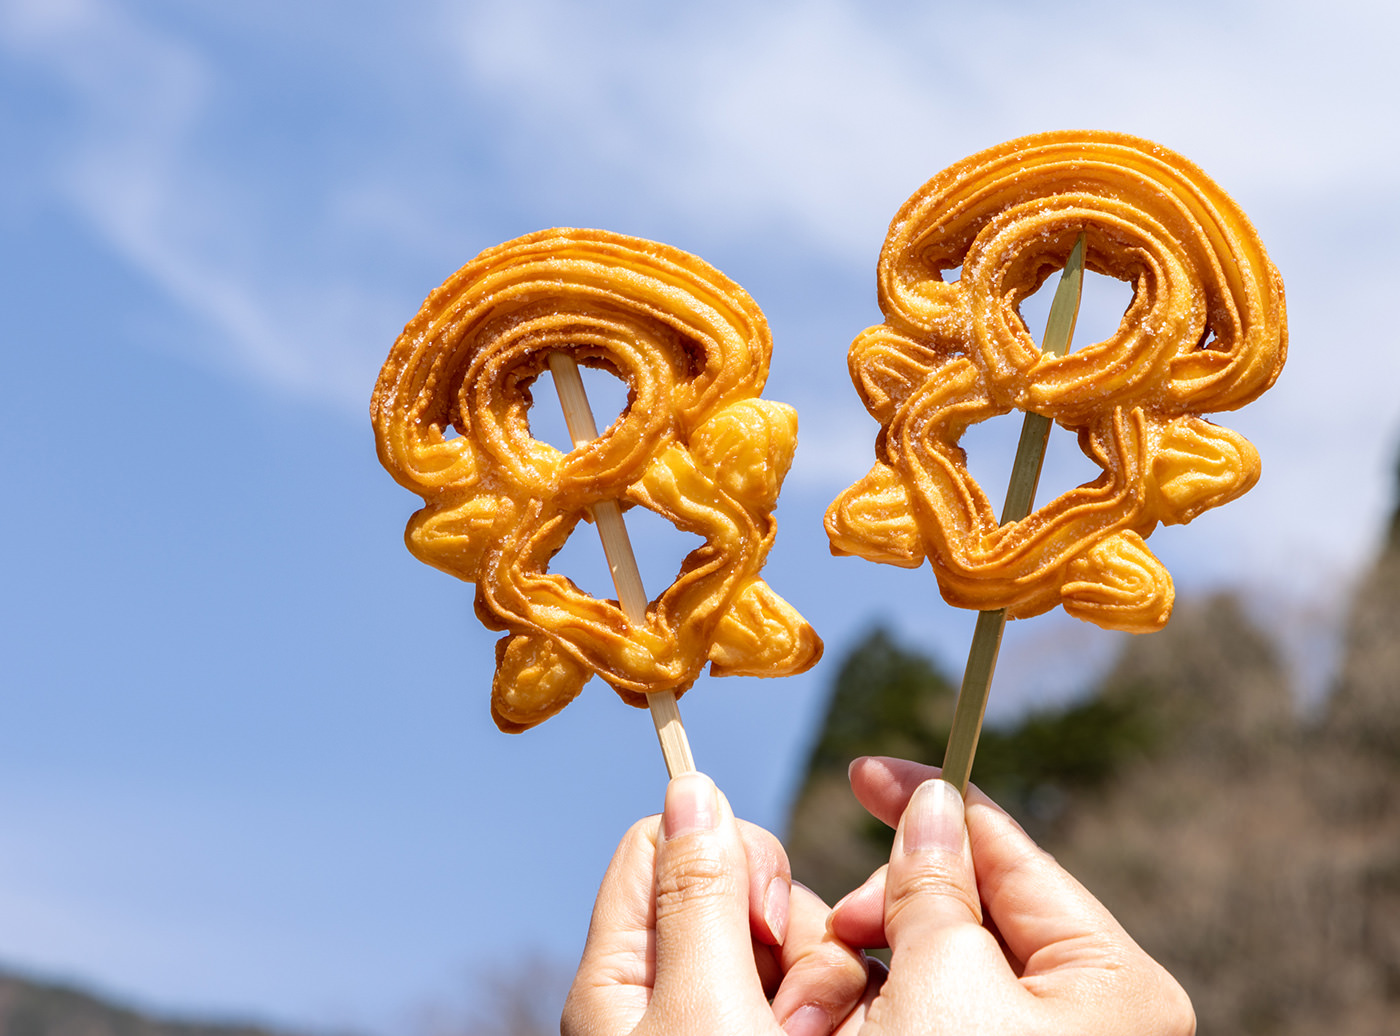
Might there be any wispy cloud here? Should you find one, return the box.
[4,0,1397,590]
[441,0,1400,249]
[2,0,417,407]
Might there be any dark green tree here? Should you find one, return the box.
[786,620,1169,902]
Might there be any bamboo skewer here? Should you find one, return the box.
[940,234,1087,795]
[546,352,697,778]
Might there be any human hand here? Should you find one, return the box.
[829,756,1195,1036]
[563,771,878,1036]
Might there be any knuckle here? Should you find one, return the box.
[775,951,869,1029]
[817,951,872,1002]
[1098,954,1197,1036]
[885,865,982,925]
[624,815,661,848]
[654,841,739,920]
[796,940,867,983]
[559,985,593,1036]
[1155,969,1197,1036]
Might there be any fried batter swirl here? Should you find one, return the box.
[826,131,1287,632]
[373,229,821,731]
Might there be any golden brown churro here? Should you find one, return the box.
[826,131,1287,632]
[373,229,821,731]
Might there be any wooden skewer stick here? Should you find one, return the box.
[546,351,697,778]
[940,234,1087,795]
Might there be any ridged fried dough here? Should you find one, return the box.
[373,229,821,731]
[827,131,1286,632]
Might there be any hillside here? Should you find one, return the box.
[0,968,295,1036]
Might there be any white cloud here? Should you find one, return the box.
[2,0,414,407]
[6,0,1397,596]
[441,0,1400,252]
[438,0,1400,605]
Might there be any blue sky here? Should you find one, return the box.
[3,0,1398,1030]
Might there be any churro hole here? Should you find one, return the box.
[1017,268,1135,347]
[548,504,706,604]
[529,364,632,452]
[960,411,1102,525]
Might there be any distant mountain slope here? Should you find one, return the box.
[0,969,294,1036]
[0,960,567,1036]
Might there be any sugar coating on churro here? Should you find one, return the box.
[826,131,1287,632]
[373,229,821,731]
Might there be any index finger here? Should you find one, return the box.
[847,756,943,827]
[738,818,792,947]
[564,814,661,1030]
[767,881,870,1035]
[848,756,1138,976]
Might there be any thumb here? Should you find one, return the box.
[882,778,986,951]
[649,771,767,1023]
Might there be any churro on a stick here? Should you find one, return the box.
[826,131,1287,792]
[372,229,821,757]
[827,130,1287,634]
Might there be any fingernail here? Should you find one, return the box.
[763,876,790,943]
[899,778,965,854]
[781,1004,831,1036]
[663,772,719,840]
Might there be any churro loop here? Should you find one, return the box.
[827,131,1286,632]
[373,228,821,731]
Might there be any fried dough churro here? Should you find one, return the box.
[373,229,821,731]
[826,131,1287,632]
